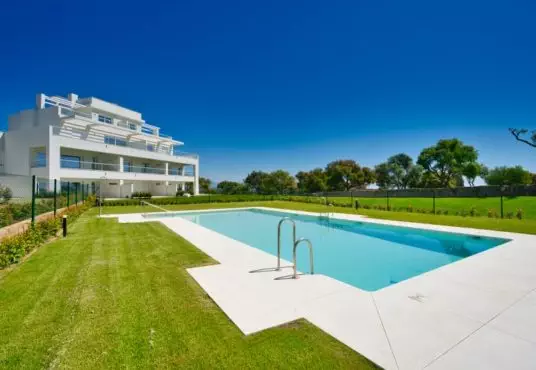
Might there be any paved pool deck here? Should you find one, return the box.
[104,207,536,369]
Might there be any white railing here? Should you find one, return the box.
[53,126,198,160]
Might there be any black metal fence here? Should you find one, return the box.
[0,174,96,228]
[315,185,536,219]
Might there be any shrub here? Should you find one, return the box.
[516,209,523,220]
[0,185,12,204]
[506,211,514,219]
[469,207,478,217]
[176,190,185,197]
[407,204,413,212]
[131,192,152,199]
[0,198,93,269]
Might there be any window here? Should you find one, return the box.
[141,126,154,135]
[61,155,81,169]
[98,114,112,124]
[128,123,137,130]
[32,152,47,168]
[147,144,154,152]
[123,161,131,172]
[104,136,127,146]
[116,138,127,146]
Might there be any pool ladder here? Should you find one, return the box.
[277,217,314,279]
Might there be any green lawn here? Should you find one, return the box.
[0,209,377,369]
[101,200,536,235]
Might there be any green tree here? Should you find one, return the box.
[198,177,212,193]
[373,153,422,189]
[216,181,248,194]
[509,128,536,148]
[296,168,328,193]
[417,139,478,188]
[325,160,373,190]
[362,167,376,188]
[373,163,391,189]
[462,162,484,187]
[483,166,533,186]
[263,170,296,194]
[244,171,270,193]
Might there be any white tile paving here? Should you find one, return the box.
[107,207,536,370]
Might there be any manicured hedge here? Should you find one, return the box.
[102,194,285,206]
[0,197,94,269]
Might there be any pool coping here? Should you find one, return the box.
[104,207,536,370]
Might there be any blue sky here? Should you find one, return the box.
[1,0,535,183]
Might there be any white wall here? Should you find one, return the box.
[4,107,57,177]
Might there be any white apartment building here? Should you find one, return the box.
[0,93,199,198]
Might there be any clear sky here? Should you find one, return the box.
[1,0,535,183]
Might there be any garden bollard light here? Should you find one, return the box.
[62,215,68,237]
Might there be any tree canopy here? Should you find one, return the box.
[483,166,533,186]
[417,139,478,188]
[198,177,212,193]
[296,168,328,193]
[216,181,247,194]
[374,153,423,189]
[325,160,375,191]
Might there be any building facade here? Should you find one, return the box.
[0,93,199,198]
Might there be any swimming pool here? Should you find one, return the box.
[145,209,510,291]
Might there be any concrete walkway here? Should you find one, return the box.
[108,208,536,369]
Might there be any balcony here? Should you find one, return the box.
[57,159,194,182]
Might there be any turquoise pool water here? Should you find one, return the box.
[146,209,509,291]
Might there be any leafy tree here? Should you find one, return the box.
[373,163,391,189]
[483,166,533,186]
[509,128,536,148]
[244,171,270,193]
[216,181,248,194]
[417,139,478,188]
[361,167,376,188]
[462,162,485,187]
[532,173,536,185]
[198,177,212,193]
[325,160,373,190]
[374,153,422,189]
[263,170,296,194]
[296,168,328,193]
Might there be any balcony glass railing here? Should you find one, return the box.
[123,165,166,175]
[59,159,192,177]
[60,159,120,171]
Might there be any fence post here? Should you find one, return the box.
[31,175,36,226]
[500,194,504,219]
[67,182,70,207]
[81,183,84,202]
[54,179,57,217]
[386,190,390,210]
[350,191,353,207]
[75,183,78,206]
[433,190,436,214]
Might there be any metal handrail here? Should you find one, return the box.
[292,238,314,279]
[277,217,296,270]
